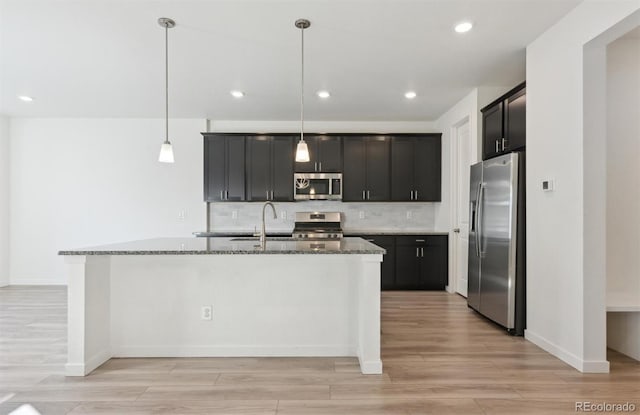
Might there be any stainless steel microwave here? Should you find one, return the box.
[294,173,342,200]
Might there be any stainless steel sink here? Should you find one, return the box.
[230,237,295,241]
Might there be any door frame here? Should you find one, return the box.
[449,116,471,296]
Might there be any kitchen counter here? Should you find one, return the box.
[60,237,383,378]
[59,237,385,256]
[193,230,449,237]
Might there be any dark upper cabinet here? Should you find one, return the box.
[343,136,390,201]
[246,136,294,202]
[482,83,526,160]
[203,134,245,202]
[393,235,448,290]
[295,135,343,173]
[391,135,441,202]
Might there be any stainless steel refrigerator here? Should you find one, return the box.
[468,152,526,335]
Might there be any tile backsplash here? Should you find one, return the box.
[208,201,441,233]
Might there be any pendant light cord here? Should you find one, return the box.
[300,25,304,143]
[165,23,169,144]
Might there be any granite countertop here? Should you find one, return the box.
[193,230,449,237]
[58,237,385,256]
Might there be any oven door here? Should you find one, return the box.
[294,173,342,200]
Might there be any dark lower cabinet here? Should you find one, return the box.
[357,235,396,290]
[393,235,448,290]
[355,234,448,291]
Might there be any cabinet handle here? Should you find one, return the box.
[367,190,370,200]
[220,190,224,200]
[226,190,229,200]
[266,190,270,200]
[320,162,322,171]
[362,190,366,200]
[314,162,318,171]
[416,247,419,257]
[495,140,499,153]
[415,190,418,200]
[416,239,425,242]
[421,247,424,257]
[501,138,506,151]
[410,190,413,200]
[271,190,274,200]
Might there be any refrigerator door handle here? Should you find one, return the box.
[476,183,484,257]
[473,183,481,257]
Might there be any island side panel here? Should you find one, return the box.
[109,254,363,358]
[357,254,383,374]
[65,255,111,376]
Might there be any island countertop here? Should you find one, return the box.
[58,237,386,256]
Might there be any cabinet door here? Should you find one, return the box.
[361,235,396,290]
[505,88,526,151]
[294,135,318,173]
[272,136,294,201]
[246,136,271,201]
[394,242,421,289]
[418,236,448,290]
[342,138,367,201]
[414,135,441,201]
[226,137,246,201]
[317,136,342,172]
[391,137,415,201]
[482,102,503,160]
[204,136,226,201]
[365,137,390,201]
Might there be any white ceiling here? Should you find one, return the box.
[0,0,581,121]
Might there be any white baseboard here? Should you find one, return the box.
[65,349,111,376]
[358,357,383,374]
[112,345,356,357]
[9,278,67,286]
[525,329,610,373]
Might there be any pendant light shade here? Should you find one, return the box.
[295,18,311,163]
[158,17,175,163]
[295,140,310,162]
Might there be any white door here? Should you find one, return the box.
[454,121,471,297]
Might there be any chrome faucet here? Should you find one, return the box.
[260,201,277,247]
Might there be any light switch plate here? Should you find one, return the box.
[542,179,555,192]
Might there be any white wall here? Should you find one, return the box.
[606,34,640,298]
[9,118,207,284]
[0,116,9,287]
[525,0,639,372]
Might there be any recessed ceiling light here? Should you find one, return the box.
[317,90,330,99]
[18,95,34,102]
[230,90,245,98]
[404,91,417,99]
[455,22,473,33]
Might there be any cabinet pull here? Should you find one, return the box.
[416,239,425,242]
[319,162,322,171]
[226,190,229,200]
[266,190,270,200]
[410,190,413,200]
[362,190,366,200]
[501,138,506,151]
[314,162,318,171]
[367,190,370,200]
[415,190,418,200]
[416,247,419,257]
[495,140,499,153]
[421,247,424,257]
[220,190,224,200]
[271,190,274,200]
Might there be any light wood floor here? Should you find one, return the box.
[0,286,638,415]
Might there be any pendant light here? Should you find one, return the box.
[295,19,311,163]
[158,17,175,163]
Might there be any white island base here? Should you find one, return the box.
[63,240,383,376]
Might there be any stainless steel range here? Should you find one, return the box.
[292,212,343,240]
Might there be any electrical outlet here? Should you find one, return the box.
[201,306,212,321]
[280,211,287,220]
[406,210,412,220]
[359,211,365,219]
[232,210,238,220]
[178,210,186,220]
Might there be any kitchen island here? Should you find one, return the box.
[59,237,384,376]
